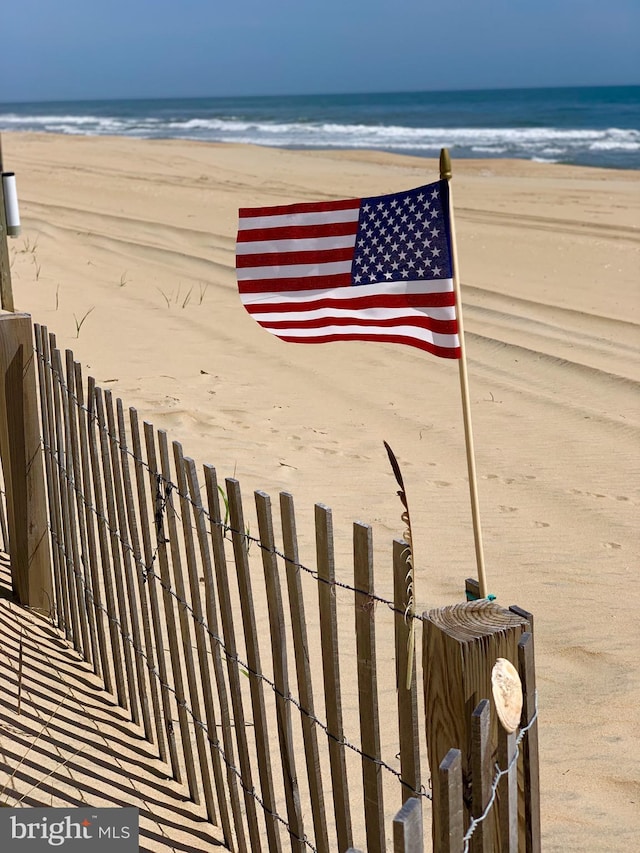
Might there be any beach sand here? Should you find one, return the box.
[1,132,639,850]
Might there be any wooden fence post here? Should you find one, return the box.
[0,312,51,612]
[422,600,530,850]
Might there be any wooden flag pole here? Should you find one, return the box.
[439,148,488,598]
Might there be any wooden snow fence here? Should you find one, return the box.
[0,312,541,851]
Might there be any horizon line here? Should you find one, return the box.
[1,82,639,108]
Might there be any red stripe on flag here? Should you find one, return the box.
[239,197,361,218]
[257,315,459,334]
[236,246,354,269]
[277,331,461,359]
[238,273,353,294]
[237,221,359,242]
[244,291,456,313]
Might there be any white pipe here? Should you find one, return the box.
[2,172,21,236]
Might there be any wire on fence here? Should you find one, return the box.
[37,346,417,622]
[462,691,540,853]
[39,341,543,849]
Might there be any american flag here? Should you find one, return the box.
[236,179,461,359]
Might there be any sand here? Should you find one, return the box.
[1,131,639,850]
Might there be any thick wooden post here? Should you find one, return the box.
[0,312,52,612]
[423,600,530,850]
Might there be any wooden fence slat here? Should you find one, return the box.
[393,797,424,853]
[204,464,262,853]
[45,333,75,641]
[315,502,353,853]
[54,347,91,658]
[497,727,518,853]
[186,457,246,853]
[142,422,191,782]
[255,490,305,852]
[353,521,385,853]
[171,440,220,826]
[226,478,282,853]
[94,387,139,722]
[279,491,329,853]
[87,376,127,708]
[64,349,100,674]
[144,424,199,803]
[49,343,82,651]
[116,399,164,753]
[104,390,152,740]
[470,700,491,853]
[33,326,66,633]
[438,748,464,853]
[518,632,541,853]
[73,362,112,692]
[129,408,176,772]
[393,538,420,803]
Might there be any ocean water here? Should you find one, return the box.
[1,86,639,170]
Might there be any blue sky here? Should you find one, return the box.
[2,0,639,102]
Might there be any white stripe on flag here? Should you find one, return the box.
[239,279,455,305]
[238,208,360,230]
[263,323,459,348]
[237,260,353,281]
[236,234,357,255]
[250,305,457,323]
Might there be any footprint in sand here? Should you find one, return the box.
[499,505,518,513]
[603,542,622,550]
[534,521,550,528]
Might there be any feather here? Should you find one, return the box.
[384,441,416,689]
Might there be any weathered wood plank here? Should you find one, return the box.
[33,325,66,634]
[279,491,329,853]
[87,376,127,707]
[497,726,518,853]
[50,344,82,651]
[518,632,541,853]
[354,521,385,853]
[255,490,305,852]
[171,439,219,825]
[104,389,152,738]
[315,502,352,853]
[157,430,211,808]
[438,748,464,853]
[116,399,164,753]
[204,464,262,852]
[256,491,307,850]
[73,359,111,686]
[393,538,420,804]
[393,797,423,853]
[94,386,139,722]
[63,348,97,670]
[186,457,246,853]
[226,478,282,853]
[144,423,198,799]
[129,408,175,772]
[470,700,491,853]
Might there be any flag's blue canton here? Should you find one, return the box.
[351,181,452,286]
